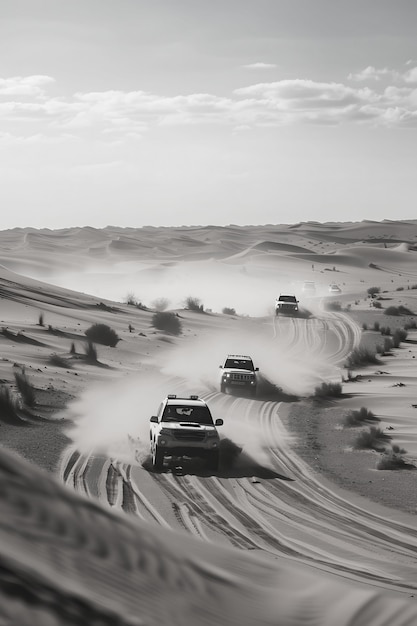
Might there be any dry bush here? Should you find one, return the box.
[14,369,35,407]
[84,341,98,362]
[222,307,236,315]
[392,328,408,348]
[0,386,20,422]
[377,449,415,470]
[49,354,72,368]
[314,382,343,398]
[353,427,391,451]
[152,298,170,312]
[367,286,381,296]
[85,323,120,347]
[184,296,204,312]
[345,347,379,368]
[385,305,414,316]
[343,407,379,428]
[152,312,182,335]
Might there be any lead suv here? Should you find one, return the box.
[149,395,223,471]
[219,354,258,397]
[275,294,299,316]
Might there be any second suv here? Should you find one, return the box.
[149,395,223,471]
[219,354,258,397]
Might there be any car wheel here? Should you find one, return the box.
[152,443,164,471]
[206,450,219,472]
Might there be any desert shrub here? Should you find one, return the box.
[325,300,342,311]
[125,292,138,306]
[84,341,98,362]
[396,286,404,291]
[367,286,380,296]
[380,326,391,336]
[377,450,414,470]
[185,296,204,312]
[385,305,414,316]
[0,386,20,422]
[372,301,382,309]
[362,322,368,331]
[85,323,120,347]
[392,328,408,348]
[343,407,379,428]
[353,426,391,451]
[38,312,44,326]
[314,382,343,398]
[373,321,380,332]
[345,347,379,368]
[222,307,236,315]
[392,444,407,455]
[404,319,417,329]
[411,284,417,290]
[49,354,72,368]
[152,297,170,312]
[14,369,35,407]
[383,337,394,352]
[70,342,76,355]
[152,312,182,335]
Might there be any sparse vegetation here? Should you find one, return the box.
[404,319,417,330]
[0,385,20,422]
[343,407,379,428]
[152,298,170,312]
[314,381,343,398]
[84,341,98,362]
[353,426,391,451]
[222,307,236,315]
[49,354,72,368]
[362,322,368,331]
[85,323,120,347]
[14,369,35,407]
[377,447,415,470]
[70,342,76,355]
[385,305,414,316]
[345,347,379,369]
[373,321,380,332]
[38,312,44,326]
[325,300,342,311]
[380,326,391,336]
[371,301,382,309]
[184,296,204,312]
[126,292,139,306]
[367,286,381,296]
[152,311,182,335]
[392,328,408,348]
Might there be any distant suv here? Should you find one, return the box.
[275,294,299,316]
[149,395,223,471]
[219,354,258,397]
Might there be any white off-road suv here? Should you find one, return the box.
[275,294,299,316]
[149,395,223,471]
[219,354,258,397]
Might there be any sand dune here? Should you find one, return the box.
[0,220,417,624]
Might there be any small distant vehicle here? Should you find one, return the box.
[329,284,342,294]
[219,354,258,397]
[302,281,316,295]
[275,294,299,316]
[149,395,223,471]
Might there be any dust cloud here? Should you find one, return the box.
[25,258,311,317]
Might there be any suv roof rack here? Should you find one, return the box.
[167,394,177,399]
[166,394,201,401]
[227,354,251,359]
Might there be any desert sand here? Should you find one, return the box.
[0,220,417,625]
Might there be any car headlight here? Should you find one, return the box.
[207,430,218,437]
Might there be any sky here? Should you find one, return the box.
[1,0,417,229]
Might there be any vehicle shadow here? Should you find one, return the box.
[143,438,294,481]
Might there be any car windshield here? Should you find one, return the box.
[279,296,296,302]
[224,359,254,370]
[162,405,214,425]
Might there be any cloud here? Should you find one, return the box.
[243,62,277,70]
[1,66,417,143]
[348,66,400,82]
[0,75,54,98]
